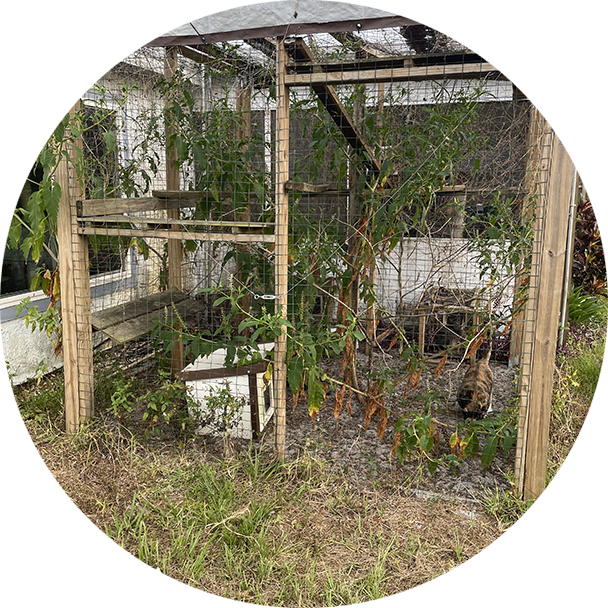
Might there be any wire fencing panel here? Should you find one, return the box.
[62,25,547,484]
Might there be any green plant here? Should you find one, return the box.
[568,285,606,323]
[572,198,606,294]
[108,377,136,419]
[481,473,534,529]
[190,381,244,438]
[142,372,194,438]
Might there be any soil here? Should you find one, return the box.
[224,349,518,502]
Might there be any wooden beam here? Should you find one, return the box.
[77,226,275,243]
[284,61,500,87]
[78,215,274,229]
[165,46,184,375]
[522,130,576,500]
[514,107,550,496]
[80,197,184,217]
[80,191,260,217]
[56,102,94,432]
[274,39,290,461]
[285,38,383,177]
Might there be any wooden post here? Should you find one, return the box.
[510,105,546,367]
[57,102,94,432]
[274,39,290,461]
[164,47,184,376]
[235,83,252,334]
[518,130,576,500]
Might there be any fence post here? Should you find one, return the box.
[274,39,290,460]
[56,101,94,433]
[519,129,576,500]
[164,46,185,376]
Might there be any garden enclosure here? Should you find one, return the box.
[42,1,577,500]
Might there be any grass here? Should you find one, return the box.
[10,301,606,606]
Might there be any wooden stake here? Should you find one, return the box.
[57,102,94,432]
[164,47,184,375]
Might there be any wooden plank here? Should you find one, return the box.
[79,215,274,229]
[91,289,187,330]
[79,197,193,217]
[522,132,575,501]
[285,61,500,87]
[514,107,551,497]
[77,225,275,243]
[274,39,290,461]
[56,102,94,432]
[176,362,268,381]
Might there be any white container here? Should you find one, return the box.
[180,343,274,440]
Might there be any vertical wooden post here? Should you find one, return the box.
[519,130,576,500]
[510,107,542,366]
[57,101,94,433]
[164,47,184,376]
[274,39,290,460]
[235,83,252,334]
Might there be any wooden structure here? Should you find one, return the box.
[56,101,95,432]
[56,4,577,500]
[515,125,576,499]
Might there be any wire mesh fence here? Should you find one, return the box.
[24,19,563,492]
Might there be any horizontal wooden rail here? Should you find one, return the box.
[79,215,274,230]
[285,62,500,87]
[77,226,275,243]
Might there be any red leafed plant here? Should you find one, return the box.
[572,198,606,295]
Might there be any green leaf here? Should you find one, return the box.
[102,130,116,154]
[419,434,430,453]
[287,357,304,393]
[481,435,499,468]
[8,213,23,250]
[502,432,517,453]
[352,330,365,341]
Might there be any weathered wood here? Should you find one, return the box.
[57,102,94,432]
[522,132,575,501]
[81,191,261,217]
[93,291,210,345]
[274,39,290,461]
[78,225,275,243]
[91,289,187,330]
[80,196,198,217]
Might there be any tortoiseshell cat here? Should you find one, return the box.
[457,349,493,419]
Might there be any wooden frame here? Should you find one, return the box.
[57,102,94,433]
[56,26,572,499]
